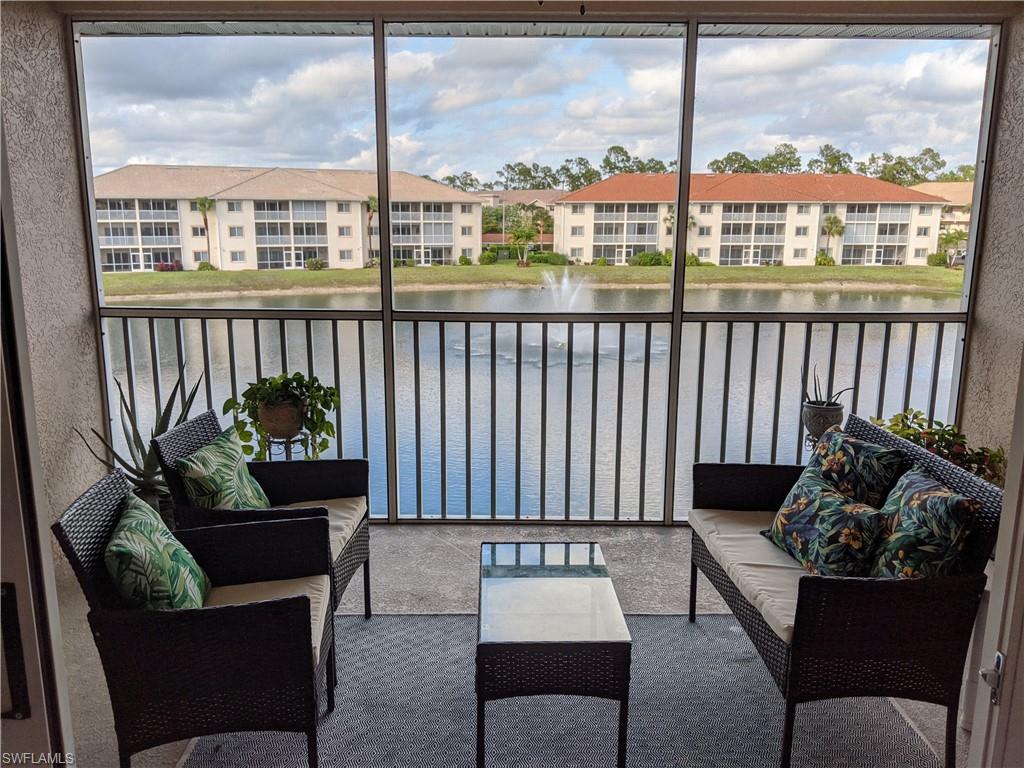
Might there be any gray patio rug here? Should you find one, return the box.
[184,614,940,768]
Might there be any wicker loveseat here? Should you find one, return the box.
[688,414,1002,768]
[152,409,371,614]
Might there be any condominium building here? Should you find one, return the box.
[93,165,482,272]
[910,181,974,233]
[553,173,947,266]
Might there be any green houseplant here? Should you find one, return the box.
[75,373,202,523]
[873,409,1006,487]
[802,366,853,442]
[223,372,339,460]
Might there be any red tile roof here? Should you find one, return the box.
[558,173,950,204]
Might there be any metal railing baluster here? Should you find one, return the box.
[278,318,288,373]
[147,318,161,412]
[358,320,368,459]
[253,319,263,380]
[173,318,186,410]
[413,321,422,519]
[694,322,707,460]
[439,322,447,519]
[720,322,733,463]
[200,319,213,410]
[564,323,574,521]
[770,322,785,464]
[876,324,892,420]
[227,320,238,403]
[515,323,522,520]
[826,323,839,399]
[332,321,343,459]
[121,317,137,416]
[305,319,314,378]
[588,322,600,521]
[903,322,918,413]
[614,323,626,520]
[490,321,497,520]
[796,322,813,462]
[465,322,472,520]
[638,323,652,521]
[745,322,759,464]
[852,322,866,415]
[927,323,945,424]
[540,322,548,520]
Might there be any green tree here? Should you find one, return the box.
[526,204,553,243]
[821,213,845,259]
[936,164,976,182]
[707,151,760,174]
[938,228,968,267]
[441,171,481,191]
[557,156,602,190]
[508,223,537,266]
[806,144,853,174]
[757,143,802,173]
[496,162,558,189]
[601,145,637,176]
[192,196,215,266]
[855,147,948,186]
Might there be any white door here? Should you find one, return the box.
[969,350,1024,768]
[621,248,632,266]
[415,247,430,266]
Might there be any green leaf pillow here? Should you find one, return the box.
[104,494,211,609]
[806,425,906,508]
[176,427,271,510]
[766,467,888,576]
[871,466,979,579]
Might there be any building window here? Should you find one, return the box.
[229,226,244,238]
[339,249,353,261]
[919,205,932,215]
[917,226,930,237]
[461,226,473,236]
[337,202,351,213]
[570,226,584,237]
[193,250,208,263]
[698,226,711,237]
[461,247,473,258]
[230,250,246,262]
[461,204,473,214]
[796,204,810,215]
[369,226,380,236]
[571,204,584,215]
[227,201,242,212]
[189,201,199,212]
[795,226,809,237]
[822,204,835,214]
[570,247,583,260]
[914,248,928,260]
[793,248,808,259]
[338,226,352,237]
[697,247,710,260]
[698,204,712,214]
[191,226,206,237]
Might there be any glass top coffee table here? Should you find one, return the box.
[475,542,632,768]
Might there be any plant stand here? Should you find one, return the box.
[266,431,312,461]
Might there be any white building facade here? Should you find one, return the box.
[93,165,483,272]
[553,173,947,266]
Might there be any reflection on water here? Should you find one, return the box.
[106,285,960,519]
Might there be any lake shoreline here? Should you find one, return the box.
[106,278,958,302]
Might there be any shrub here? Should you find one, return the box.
[393,257,406,267]
[684,252,703,267]
[196,261,218,271]
[528,251,568,265]
[478,251,498,265]
[628,251,666,267]
[154,261,183,272]
[815,250,835,266]
[595,256,609,266]
[926,251,948,267]
[303,257,326,271]
[873,409,1006,487]
[458,254,472,266]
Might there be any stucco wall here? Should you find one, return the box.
[2,3,107,535]
[959,10,1024,453]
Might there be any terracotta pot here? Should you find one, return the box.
[258,402,304,440]
[801,401,844,442]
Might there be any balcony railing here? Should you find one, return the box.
[99,236,137,247]
[593,234,623,243]
[876,235,909,245]
[594,213,626,222]
[140,235,181,246]
[255,210,290,221]
[255,235,291,245]
[138,209,179,221]
[96,209,134,221]
[754,213,787,222]
[392,234,422,245]
[753,235,786,244]
[98,307,963,523]
[293,234,328,245]
[292,210,327,222]
[721,212,754,221]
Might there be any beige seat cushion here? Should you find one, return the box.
[280,496,367,560]
[204,574,331,664]
[690,508,806,644]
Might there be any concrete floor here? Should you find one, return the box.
[58,523,965,767]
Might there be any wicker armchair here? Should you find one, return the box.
[688,414,1001,768]
[151,409,371,615]
[52,471,336,768]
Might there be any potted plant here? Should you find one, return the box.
[75,373,202,526]
[801,366,853,442]
[223,372,339,460]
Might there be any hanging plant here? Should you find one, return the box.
[223,372,339,460]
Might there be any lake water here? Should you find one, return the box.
[107,284,961,519]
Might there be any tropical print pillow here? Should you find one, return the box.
[806,425,905,508]
[766,467,887,576]
[871,466,979,579]
[175,427,271,510]
[104,493,211,609]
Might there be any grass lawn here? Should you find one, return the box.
[103,264,964,298]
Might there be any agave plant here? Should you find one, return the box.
[76,373,202,520]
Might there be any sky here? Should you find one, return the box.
[81,28,989,182]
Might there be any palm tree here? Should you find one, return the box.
[193,196,215,266]
[938,228,968,267]
[821,213,845,260]
[366,195,379,266]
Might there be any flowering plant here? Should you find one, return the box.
[872,409,1006,487]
